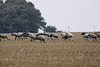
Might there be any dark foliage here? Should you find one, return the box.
[45,25,57,32]
[0,0,46,33]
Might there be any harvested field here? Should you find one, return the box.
[0,32,100,67]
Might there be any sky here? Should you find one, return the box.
[4,0,100,32]
[27,0,100,32]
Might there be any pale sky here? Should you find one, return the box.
[4,0,100,32]
[28,0,100,32]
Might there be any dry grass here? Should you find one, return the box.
[0,32,100,67]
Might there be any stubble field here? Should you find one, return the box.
[0,32,100,67]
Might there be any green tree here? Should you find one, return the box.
[45,25,57,32]
[0,0,46,33]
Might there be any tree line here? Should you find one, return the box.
[0,0,57,33]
